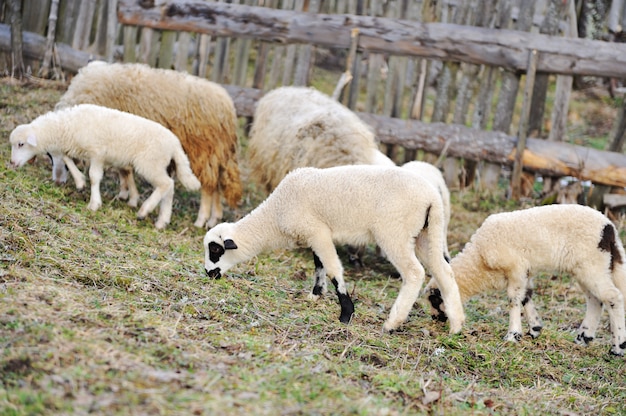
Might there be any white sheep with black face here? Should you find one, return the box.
[247,86,456,268]
[9,104,200,230]
[425,204,626,356]
[203,165,465,334]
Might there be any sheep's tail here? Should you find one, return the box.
[605,223,626,300]
[173,147,201,191]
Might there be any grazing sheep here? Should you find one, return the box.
[203,165,466,334]
[425,204,626,356]
[54,60,242,228]
[9,104,201,230]
[247,85,396,267]
[247,86,394,193]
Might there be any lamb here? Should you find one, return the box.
[247,86,394,193]
[203,165,466,334]
[54,60,242,228]
[9,104,201,230]
[425,204,626,356]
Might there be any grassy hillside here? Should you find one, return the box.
[1,78,625,415]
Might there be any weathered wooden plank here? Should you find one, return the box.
[117,0,626,78]
[511,49,539,200]
[158,30,176,69]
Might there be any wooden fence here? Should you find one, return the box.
[4,0,626,200]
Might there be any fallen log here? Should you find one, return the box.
[0,23,96,74]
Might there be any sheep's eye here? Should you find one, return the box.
[209,243,223,254]
[208,242,225,263]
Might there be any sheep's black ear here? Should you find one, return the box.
[224,239,238,250]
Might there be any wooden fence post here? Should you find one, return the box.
[511,49,538,200]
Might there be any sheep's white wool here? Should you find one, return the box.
[426,204,626,356]
[10,104,200,230]
[247,86,394,193]
[54,61,241,228]
[402,161,451,259]
[203,165,466,334]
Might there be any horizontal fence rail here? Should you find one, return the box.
[118,0,626,78]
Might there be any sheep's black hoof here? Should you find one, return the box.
[431,313,448,323]
[504,332,522,342]
[339,311,353,324]
[427,289,447,323]
[339,297,354,323]
[528,326,543,339]
[312,285,324,297]
[575,333,593,346]
[337,292,354,324]
[332,278,354,324]
[609,347,624,357]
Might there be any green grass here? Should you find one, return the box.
[1,79,626,415]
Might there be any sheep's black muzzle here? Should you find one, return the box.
[206,267,221,279]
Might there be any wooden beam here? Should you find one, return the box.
[117,0,626,78]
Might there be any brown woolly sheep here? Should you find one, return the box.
[55,61,242,228]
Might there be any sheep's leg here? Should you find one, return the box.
[429,263,464,334]
[579,279,626,356]
[522,286,543,338]
[49,153,68,184]
[346,245,364,268]
[117,169,130,200]
[154,182,175,230]
[504,272,528,342]
[195,188,213,228]
[63,156,86,190]
[138,175,174,223]
[206,190,223,229]
[574,287,603,347]
[377,235,426,332]
[418,230,465,334]
[310,234,353,324]
[117,168,140,208]
[87,160,105,211]
[308,253,328,300]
